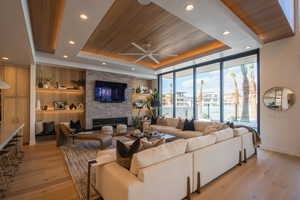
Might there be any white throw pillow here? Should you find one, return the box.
[130,139,187,175]
[186,135,217,152]
[212,128,234,143]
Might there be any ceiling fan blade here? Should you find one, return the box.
[135,55,147,63]
[131,42,146,53]
[149,55,160,64]
[119,53,145,56]
[152,53,178,57]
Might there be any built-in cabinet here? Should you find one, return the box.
[0,65,30,144]
[36,65,86,134]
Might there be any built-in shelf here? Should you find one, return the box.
[37,110,84,114]
[132,93,151,97]
[37,88,83,94]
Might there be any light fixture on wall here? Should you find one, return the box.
[0,81,10,89]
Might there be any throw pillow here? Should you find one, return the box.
[43,121,55,135]
[176,118,185,130]
[183,119,195,131]
[70,120,81,131]
[151,116,157,125]
[116,139,140,169]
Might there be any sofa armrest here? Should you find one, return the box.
[96,162,143,200]
[94,149,116,167]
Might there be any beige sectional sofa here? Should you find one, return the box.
[144,118,222,139]
[93,126,257,200]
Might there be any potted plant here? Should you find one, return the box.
[135,85,141,94]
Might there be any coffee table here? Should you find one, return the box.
[126,132,179,143]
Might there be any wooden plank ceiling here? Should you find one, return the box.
[27,0,294,69]
[82,0,227,69]
[28,0,65,53]
[221,0,294,43]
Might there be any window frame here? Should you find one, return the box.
[158,49,260,132]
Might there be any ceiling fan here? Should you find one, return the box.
[119,42,178,64]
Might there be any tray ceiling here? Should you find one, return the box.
[26,0,294,70]
[82,0,226,68]
[221,0,294,43]
[28,0,65,53]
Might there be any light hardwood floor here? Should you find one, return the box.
[3,140,300,200]
[3,140,78,200]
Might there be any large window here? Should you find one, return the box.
[223,55,258,128]
[160,73,174,117]
[159,50,259,129]
[196,63,220,121]
[175,69,193,119]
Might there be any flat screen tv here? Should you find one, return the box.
[95,81,127,103]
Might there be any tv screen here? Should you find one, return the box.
[95,81,127,103]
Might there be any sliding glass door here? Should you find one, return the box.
[175,69,193,119]
[160,73,174,117]
[223,55,258,128]
[158,50,259,129]
[196,63,220,121]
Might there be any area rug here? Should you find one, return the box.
[60,136,132,200]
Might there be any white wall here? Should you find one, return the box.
[260,1,300,156]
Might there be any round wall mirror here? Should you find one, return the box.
[263,87,295,112]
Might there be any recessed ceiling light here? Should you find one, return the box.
[102,62,107,65]
[80,14,88,20]
[245,46,251,49]
[1,57,8,60]
[63,55,68,58]
[131,67,135,71]
[185,4,194,11]
[222,30,231,36]
[69,40,75,45]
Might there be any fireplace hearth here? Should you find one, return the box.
[92,117,128,130]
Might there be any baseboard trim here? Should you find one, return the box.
[260,145,300,158]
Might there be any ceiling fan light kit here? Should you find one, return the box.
[119,42,178,64]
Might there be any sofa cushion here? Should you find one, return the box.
[176,118,185,130]
[212,128,234,143]
[186,135,217,152]
[194,120,215,132]
[130,139,187,175]
[234,127,249,136]
[173,130,203,139]
[203,123,228,135]
[96,149,116,165]
[157,117,168,126]
[166,118,179,128]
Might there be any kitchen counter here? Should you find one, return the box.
[0,123,24,150]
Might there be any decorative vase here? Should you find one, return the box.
[36,100,41,111]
